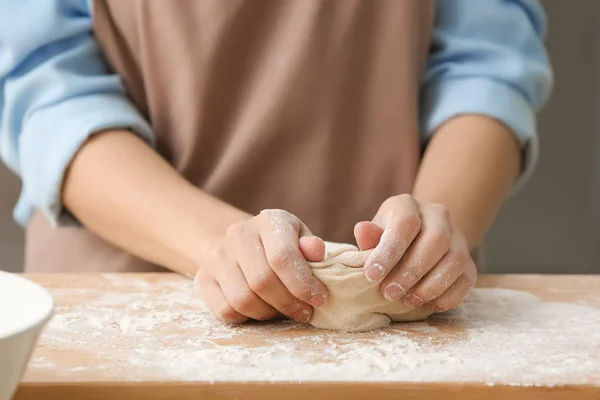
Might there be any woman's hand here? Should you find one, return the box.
[194,209,329,324]
[354,194,477,313]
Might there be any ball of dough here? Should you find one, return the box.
[308,242,432,332]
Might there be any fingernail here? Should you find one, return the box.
[354,222,365,238]
[365,263,385,282]
[294,308,312,323]
[309,294,326,307]
[384,283,406,302]
[404,294,424,307]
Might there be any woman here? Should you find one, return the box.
[0,0,552,324]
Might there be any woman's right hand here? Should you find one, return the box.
[194,209,329,324]
[60,131,327,323]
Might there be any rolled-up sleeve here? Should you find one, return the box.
[421,0,553,190]
[0,0,155,227]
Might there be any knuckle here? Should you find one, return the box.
[253,212,266,224]
[381,196,398,209]
[230,289,256,314]
[253,309,278,321]
[400,267,423,285]
[396,270,421,291]
[381,194,411,212]
[412,282,443,302]
[259,209,299,228]
[258,208,278,222]
[259,208,276,217]
[193,273,213,295]
[224,222,248,240]
[381,244,404,264]
[248,273,275,295]
[464,259,477,276]
[216,305,246,324]
[397,213,421,234]
[447,251,469,267]
[413,281,439,300]
[425,228,452,250]
[397,193,414,202]
[411,287,431,302]
[459,273,476,290]
[268,245,296,268]
[209,244,236,272]
[193,270,208,285]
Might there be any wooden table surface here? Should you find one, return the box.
[13,274,600,400]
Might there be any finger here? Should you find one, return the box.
[194,274,248,324]
[380,204,452,301]
[236,235,313,323]
[427,270,477,313]
[402,249,467,308]
[298,236,326,262]
[354,221,384,251]
[364,195,421,282]
[258,209,329,307]
[212,254,278,321]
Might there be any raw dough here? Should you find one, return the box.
[308,242,432,332]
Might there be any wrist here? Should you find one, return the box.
[174,189,251,276]
[412,116,521,250]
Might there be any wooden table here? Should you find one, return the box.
[13,274,600,400]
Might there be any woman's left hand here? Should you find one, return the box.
[354,194,477,313]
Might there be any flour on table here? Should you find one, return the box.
[27,275,600,386]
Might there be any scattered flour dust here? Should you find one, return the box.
[28,274,600,386]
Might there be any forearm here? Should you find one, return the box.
[62,130,250,276]
[412,115,522,250]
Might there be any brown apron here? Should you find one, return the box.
[25,0,435,273]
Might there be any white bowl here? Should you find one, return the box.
[0,272,53,400]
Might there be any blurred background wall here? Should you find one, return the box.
[485,0,600,274]
[0,164,21,272]
[0,0,598,273]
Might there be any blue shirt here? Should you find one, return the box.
[0,0,553,227]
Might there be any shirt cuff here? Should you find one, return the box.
[421,77,539,194]
[15,93,155,227]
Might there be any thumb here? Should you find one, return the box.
[354,221,384,251]
[299,236,326,262]
[296,219,326,262]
